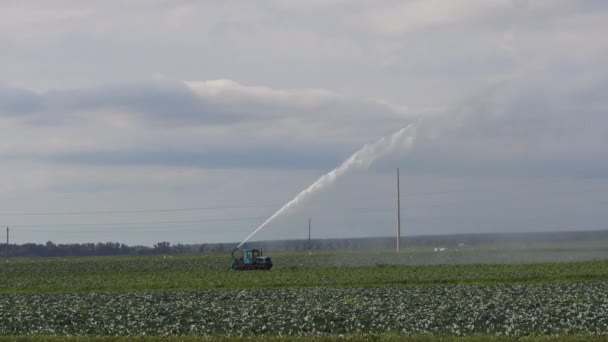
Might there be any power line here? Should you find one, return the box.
[8,216,265,228]
[0,205,277,217]
[14,226,257,235]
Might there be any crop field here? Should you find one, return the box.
[1,246,608,340]
[2,282,608,336]
[2,247,608,294]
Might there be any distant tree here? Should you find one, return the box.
[209,243,225,254]
[45,241,58,257]
[153,241,171,254]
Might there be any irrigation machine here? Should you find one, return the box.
[229,247,273,271]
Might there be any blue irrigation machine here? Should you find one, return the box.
[230,248,273,271]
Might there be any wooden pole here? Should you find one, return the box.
[397,168,401,253]
[5,226,8,262]
[308,218,311,252]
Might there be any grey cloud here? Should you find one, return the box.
[0,80,408,132]
[44,145,351,171]
[0,86,45,114]
[3,1,606,109]
[0,79,414,174]
[0,81,244,125]
[4,76,607,178]
[373,78,608,179]
[52,82,235,123]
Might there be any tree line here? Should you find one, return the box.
[1,229,606,258]
[0,241,203,258]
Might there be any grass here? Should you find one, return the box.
[1,250,608,294]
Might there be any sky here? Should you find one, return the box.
[1,0,607,246]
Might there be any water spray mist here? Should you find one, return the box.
[237,124,417,248]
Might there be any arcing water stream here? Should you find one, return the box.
[236,124,417,248]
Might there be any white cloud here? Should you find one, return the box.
[186,79,337,110]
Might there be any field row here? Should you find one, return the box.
[1,254,608,293]
[1,281,607,336]
[0,335,607,342]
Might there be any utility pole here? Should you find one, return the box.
[5,226,8,262]
[308,218,312,252]
[397,168,401,253]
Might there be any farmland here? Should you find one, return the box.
[2,281,608,336]
[2,246,608,294]
[1,246,608,340]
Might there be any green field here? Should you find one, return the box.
[1,247,608,339]
[2,248,608,294]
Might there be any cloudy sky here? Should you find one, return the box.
[1,0,607,245]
